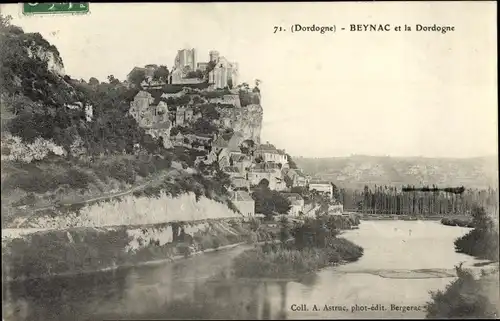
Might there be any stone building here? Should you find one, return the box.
[254,143,288,168]
[283,168,309,187]
[308,180,333,199]
[247,168,285,191]
[175,106,194,126]
[281,193,305,216]
[207,51,239,89]
[128,91,171,147]
[174,49,197,73]
[231,190,255,217]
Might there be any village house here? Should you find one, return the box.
[217,148,231,168]
[222,166,241,179]
[231,190,255,217]
[145,121,173,148]
[231,154,253,174]
[283,168,309,187]
[328,203,344,215]
[187,133,213,151]
[129,91,172,148]
[281,193,305,216]
[175,106,194,126]
[212,135,229,153]
[254,143,288,168]
[308,180,333,199]
[230,176,250,191]
[247,168,286,191]
[172,132,191,148]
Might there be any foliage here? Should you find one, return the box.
[425,265,498,319]
[232,236,363,278]
[107,75,120,85]
[453,206,499,261]
[2,228,132,281]
[185,70,204,79]
[127,68,146,87]
[286,153,298,169]
[88,77,99,86]
[200,104,220,121]
[192,118,218,136]
[153,65,169,82]
[251,185,291,216]
[0,17,171,157]
[441,217,474,228]
[333,183,499,217]
[1,132,66,162]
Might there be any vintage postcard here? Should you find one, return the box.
[1,2,498,320]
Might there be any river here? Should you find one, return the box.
[3,220,486,320]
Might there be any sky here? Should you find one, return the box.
[1,2,497,158]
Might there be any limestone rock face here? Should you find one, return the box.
[27,46,65,76]
[217,104,263,144]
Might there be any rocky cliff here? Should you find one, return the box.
[217,103,263,144]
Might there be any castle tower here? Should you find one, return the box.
[209,50,220,62]
[175,49,197,72]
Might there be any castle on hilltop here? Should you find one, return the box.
[169,48,239,89]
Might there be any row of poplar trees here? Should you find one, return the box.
[336,185,499,216]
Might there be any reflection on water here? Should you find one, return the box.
[3,221,479,320]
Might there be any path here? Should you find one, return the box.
[12,169,183,228]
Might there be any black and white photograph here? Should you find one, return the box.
[1,2,498,320]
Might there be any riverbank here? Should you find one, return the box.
[2,219,263,283]
[3,219,486,320]
[441,216,474,228]
[425,206,500,319]
[425,264,499,319]
[232,216,364,279]
[362,214,462,221]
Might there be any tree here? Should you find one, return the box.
[201,104,220,121]
[252,185,291,217]
[153,65,169,82]
[286,154,298,169]
[258,178,270,188]
[128,68,146,87]
[193,118,217,136]
[214,170,231,189]
[185,70,204,79]
[107,75,120,85]
[88,77,99,86]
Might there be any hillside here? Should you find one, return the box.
[0,15,238,227]
[294,155,498,189]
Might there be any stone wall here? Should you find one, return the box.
[209,94,241,108]
[5,192,242,231]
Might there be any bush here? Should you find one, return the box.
[232,232,363,278]
[441,217,474,228]
[453,206,499,261]
[2,228,131,281]
[425,265,498,319]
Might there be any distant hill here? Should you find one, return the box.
[293,155,498,190]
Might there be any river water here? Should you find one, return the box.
[3,220,485,320]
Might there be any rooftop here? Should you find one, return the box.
[309,180,332,185]
[145,121,172,129]
[280,192,304,200]
[233,190,253,202]
[223,166,240,173]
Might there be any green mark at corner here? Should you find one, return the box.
[23,2,89,15]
